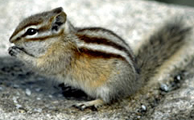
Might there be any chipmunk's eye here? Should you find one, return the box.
[25,28,38,35]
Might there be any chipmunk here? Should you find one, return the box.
[8,7,191,110]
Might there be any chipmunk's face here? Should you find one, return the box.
[9,7,67,57]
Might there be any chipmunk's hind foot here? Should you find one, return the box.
[72,99,105,111]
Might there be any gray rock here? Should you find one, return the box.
[0,0,194,120]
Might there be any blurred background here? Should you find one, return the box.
[148,0,194,7]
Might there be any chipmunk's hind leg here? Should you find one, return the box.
[72,99,105,111]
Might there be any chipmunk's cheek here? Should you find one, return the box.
[20,41,47,57]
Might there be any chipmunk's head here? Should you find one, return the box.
[9,7,70,57]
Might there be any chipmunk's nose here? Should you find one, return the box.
[9,35,19,43]
[9,37,13,43]
[9,34,15,43]
[9,30,20,43]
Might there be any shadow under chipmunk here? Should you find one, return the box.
[0,56,91,112]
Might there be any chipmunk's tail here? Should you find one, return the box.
[135,19,192,82]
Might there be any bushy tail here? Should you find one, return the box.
[135,19,192,82]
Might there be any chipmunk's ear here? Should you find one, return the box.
[52,7,63,14]
[51,8,67,32]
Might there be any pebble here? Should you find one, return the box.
[160,83,170,92]
[25,88,31,96]
[0,86,3,91]
[34,108,42,113]
[13,84,20,88]
[49,95,53,98]
[37,77,45,81]
[13,97,23,110]
[16,92,20,96]
[141,105,147,112]
[35,88,42,92]
[15,104,22,109]
[36,97,41,100]
[174,75,182,82]
[18,109,26,113]
[137,116,141,119]
[13,96,19,104]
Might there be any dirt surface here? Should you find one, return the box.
[1,0,194,120]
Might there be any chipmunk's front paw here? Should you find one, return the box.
[8,46,24,57]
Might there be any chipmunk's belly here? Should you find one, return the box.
[60,74,99,98]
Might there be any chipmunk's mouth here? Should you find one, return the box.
[12,45,34,57]
[18,47,27,53]
[15,46,27,53]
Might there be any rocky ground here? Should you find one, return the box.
[1,0,194,120]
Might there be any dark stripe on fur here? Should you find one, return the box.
[77,27,129,47]
[78,47,125,60]
[76,33,135,63]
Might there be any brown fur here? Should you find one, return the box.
[72,52,113,88]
